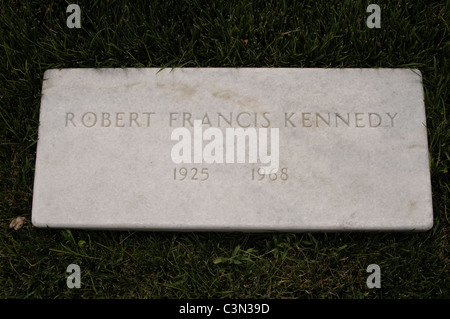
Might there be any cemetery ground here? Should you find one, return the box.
[0,1,449,298]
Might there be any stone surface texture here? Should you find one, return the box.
[32,68,433,231]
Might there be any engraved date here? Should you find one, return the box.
[252,167,288,181]
[174,167,209,181]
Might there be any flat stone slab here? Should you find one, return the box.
[32,68,433,231]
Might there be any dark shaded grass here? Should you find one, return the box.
[0,0,448,298]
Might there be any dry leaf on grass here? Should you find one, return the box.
[9,216,26,230]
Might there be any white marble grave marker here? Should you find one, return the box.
[32,68,433,231]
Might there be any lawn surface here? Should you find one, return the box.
[0,0,449,298]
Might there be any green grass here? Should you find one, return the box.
[0,0,449,298]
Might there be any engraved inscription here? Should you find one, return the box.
[65,112,156,127]
[173,167,209,181]
[252,168,288,181]
[284,112,398,128]
[169,112,271,128]
[66,111,399,128]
